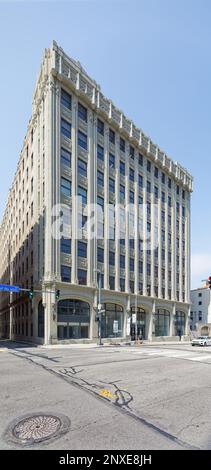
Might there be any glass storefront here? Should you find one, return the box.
[130,307,146,339]
[175,311,186,336]
[57,299,90,339]
[101,304,124,338]
[154,309,170,336]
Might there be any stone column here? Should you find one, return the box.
[71,98,78,285]
[143,170,147,296]
[169,303,175,337]
[125,143,130,293]
[103,125,109,290]
[115,136,120,291]
[43,283,57,345]
[87,113,95,286]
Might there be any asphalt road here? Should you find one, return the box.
[1,340,211,450]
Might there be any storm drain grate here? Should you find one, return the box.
[5,412,70,446]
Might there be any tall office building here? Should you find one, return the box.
[0,41,193,344]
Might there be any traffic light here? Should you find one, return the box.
[55,290,60,301]
[28,289,34,299]
[208,277,211,289]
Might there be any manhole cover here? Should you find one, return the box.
[5,412,70,446]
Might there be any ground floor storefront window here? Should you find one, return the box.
[154,309,170,336]
[57,299,90,340]
[130,307,146,339]
[175,311,186,336]
[101,304,124,338]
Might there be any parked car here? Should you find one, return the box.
[191,336,211,347]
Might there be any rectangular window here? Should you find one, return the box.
[120,137,125,152]
[147,181,151,193]
[161,191,165,203]
[168,196,172,207]
[129,168,134,182]
[78,159,87,177]
[154,167,159,178]
[177,185,180,195]
[120,184,125,201]
[78,186,87,205]
[78,241,87,258]
[61,265,71,283]
[97,118,104,135]
[109,178,115,193]
[130,258,134,271]
[168,178,172,189]
[109,153,115,168]
[109,128,115,144]
[61,177,71,197]
[97,144,104,161]
[120,255,125,269]
[97,196,104,209]
[61,89,71,109]
[130,239,134,249]
[97,247,104,263]
[120,278,125,292]
[130,281,134,293]
[129,145,134,159]
[139,260,143,273]
[154,186,158,199]
[109,251,115,266]
[97,170,104,187]
[129,191,134,203]
[78,269,87,285]
[139,153,143,166]
[120,161,125,175]
[139,175,143,188]
[61,148,71,167]
[147,263,151,276]
[61,119,71,139]
[182,207,185,217]
[61,238,71,254]
[78,102,87,122]
[109,276,115,290]
[78,130,87,150]
[162,173,165,184]
[147,161,151,172]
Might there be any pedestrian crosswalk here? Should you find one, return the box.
[109,346,211,364]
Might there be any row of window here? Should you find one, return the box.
[60,175,186,218]
[61,91,186,199]
[60,265,185,300]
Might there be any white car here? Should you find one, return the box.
[191,336,211,347]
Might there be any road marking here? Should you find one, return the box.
[112,347,211,364]
[188,355,211,362]
[99,389,115,399]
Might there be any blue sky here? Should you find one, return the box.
[0,0,210,288]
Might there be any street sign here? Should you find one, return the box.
[0,284,20,293]
[113,320,118,334]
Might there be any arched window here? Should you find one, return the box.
[154,309,170,337]
[57,299,90,339]
[101,304,124,338]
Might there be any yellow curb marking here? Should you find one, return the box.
[99,389,115,399]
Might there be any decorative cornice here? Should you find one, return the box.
[51,41,193,192]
